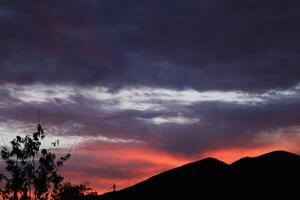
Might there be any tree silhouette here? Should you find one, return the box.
[0,124,71,200]
[53,182,97,200]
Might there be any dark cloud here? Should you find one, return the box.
[0,0,300,91]
[155,97,300,155]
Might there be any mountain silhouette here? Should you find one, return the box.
[95,150,300,200]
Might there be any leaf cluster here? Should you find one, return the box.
[0,125,71,200]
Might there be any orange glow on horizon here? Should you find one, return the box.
[62,138,300,194]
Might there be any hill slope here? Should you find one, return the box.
[96,150,300,200]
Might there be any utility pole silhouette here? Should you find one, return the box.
[112,184,116,192]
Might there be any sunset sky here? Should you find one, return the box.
[0,0,300,193]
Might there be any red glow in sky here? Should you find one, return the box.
[61,138,300,194]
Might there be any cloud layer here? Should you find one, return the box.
[1,0,300,91]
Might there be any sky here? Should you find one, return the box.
[1,0,300,193]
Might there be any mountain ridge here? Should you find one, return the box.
[95,150,300,200]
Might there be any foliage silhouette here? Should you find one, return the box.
[53,182,97,200]
[0,124,71,200]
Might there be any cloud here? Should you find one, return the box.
[1,83,300,156]
[146,114,200,125]
[0,0,300,91]
[0,6,14,18]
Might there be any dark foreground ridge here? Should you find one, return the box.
[94,150,300,200]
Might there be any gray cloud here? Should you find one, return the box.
[158,98,300,155]
[1,84,300,156]
[0,0,300,91]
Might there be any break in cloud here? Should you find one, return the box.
[0,0,300,193]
